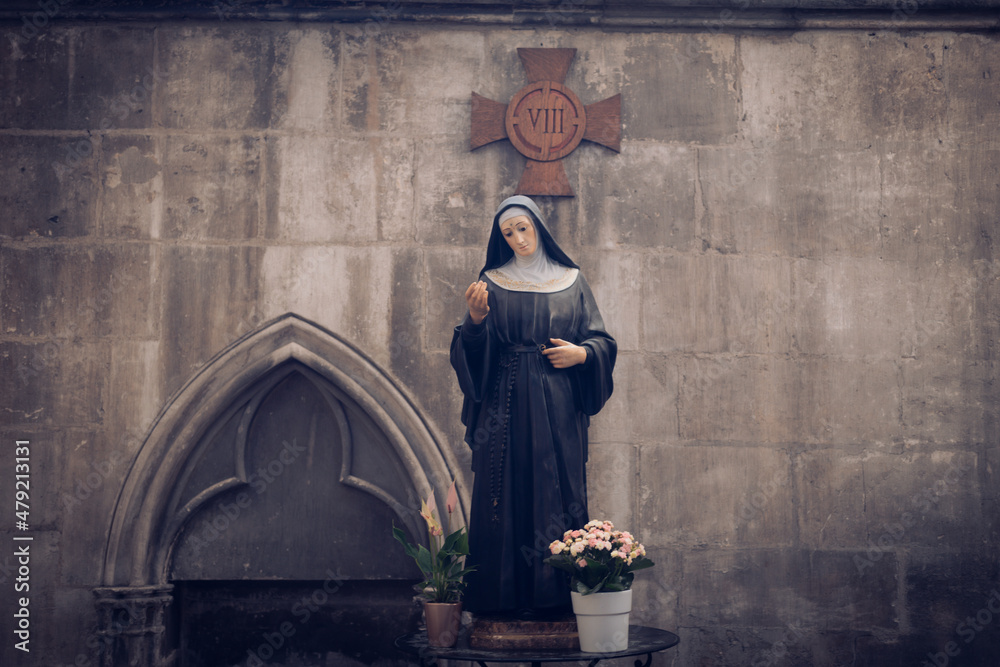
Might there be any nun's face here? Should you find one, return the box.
[500,215,537,257]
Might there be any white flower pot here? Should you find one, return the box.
[570,589,632,653]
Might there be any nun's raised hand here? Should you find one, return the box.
[543,338,588,368]
[465,281,489,325]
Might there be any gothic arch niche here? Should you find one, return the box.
[98,314,465,667]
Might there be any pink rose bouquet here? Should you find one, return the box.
[544,520,654,595]
[392,480,475,603]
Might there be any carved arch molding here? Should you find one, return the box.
[94,314,465,666]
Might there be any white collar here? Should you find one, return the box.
[486,248,579,293]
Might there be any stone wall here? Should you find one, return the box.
[1,6,997,666]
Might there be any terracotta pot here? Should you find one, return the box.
[423,601,462,647]
[570,589,632,653]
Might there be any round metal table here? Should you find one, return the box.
[394,625,680,666]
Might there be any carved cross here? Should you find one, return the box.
[470,48,621,197]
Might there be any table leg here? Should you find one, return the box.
[633,652,653,667]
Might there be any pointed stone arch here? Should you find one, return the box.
[100,313,465,589]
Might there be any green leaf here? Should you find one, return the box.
[629,557,655,571]
[392,524,420,561]
[452,528,470,555]
[580,555,610,588]
[415,545,433,575]
[440,528,462,554]
[544,555,579,576]
[574,578,605,595]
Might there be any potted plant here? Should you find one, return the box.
[545,520,654,652]
[393,480,475,647]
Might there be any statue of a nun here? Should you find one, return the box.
[450,195,617,617]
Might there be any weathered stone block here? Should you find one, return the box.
[589,353,678,445]
[945,34,1000,148]
[741,32,947,148]
[108,341,163,440]
[388,247,426,379]
[575,250,642,352]
[677,624,811,667]
[796,449,867,549]
[681,549,898,631]
[699,146,881,258]
[1,245,154,338]
[159,26,276,130]
[414,136,490,247]
[164,135,261,239]
[424,350,472,477]
[629,545,683,630]
[641,255,693,355]
[577,142,696,251]
[492,141,535,205]
[810,632,906,667]
[799,359,905,445]
[950,148,1000,258]
[376,137,417,242]
[862,33,948,143]
[476,33,532,104]
[0,134,97,238]
[973,258,1000,362]
[645,254,795,355]
[398,348,469,471]
[621,33,738,144]
[424,248,483,353]
[680,355,901,445]
[265,135,377,243]
[68,26,158,130]
[906,551,1000,664]
[259,245,393,366]
[638,445,794,548]
[0,340,108,426]
[901,262,980,361]
[51,587,103,666]
[905,549,1000,665]
[678,354,788,442]
[0,28,69,129]
[741,32,859,146]
[533,197,578,250]
[901,359,994,445]
[863,450,981,550]
[160,246,263,394]
[585,442,636,529]
[342,27,485,136]
[100,135,162,238]
[879,147,983,264]
[57,429,129,585]
[270,29,340,133]
[985,445,1000,547]
[792,257,921,359]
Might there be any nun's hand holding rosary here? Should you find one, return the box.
[465,280,490,325]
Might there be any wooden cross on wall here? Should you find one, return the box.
[470,48,621,197]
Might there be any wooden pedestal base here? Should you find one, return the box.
[469,615,579,649]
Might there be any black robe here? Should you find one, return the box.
[450,271,616,614]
